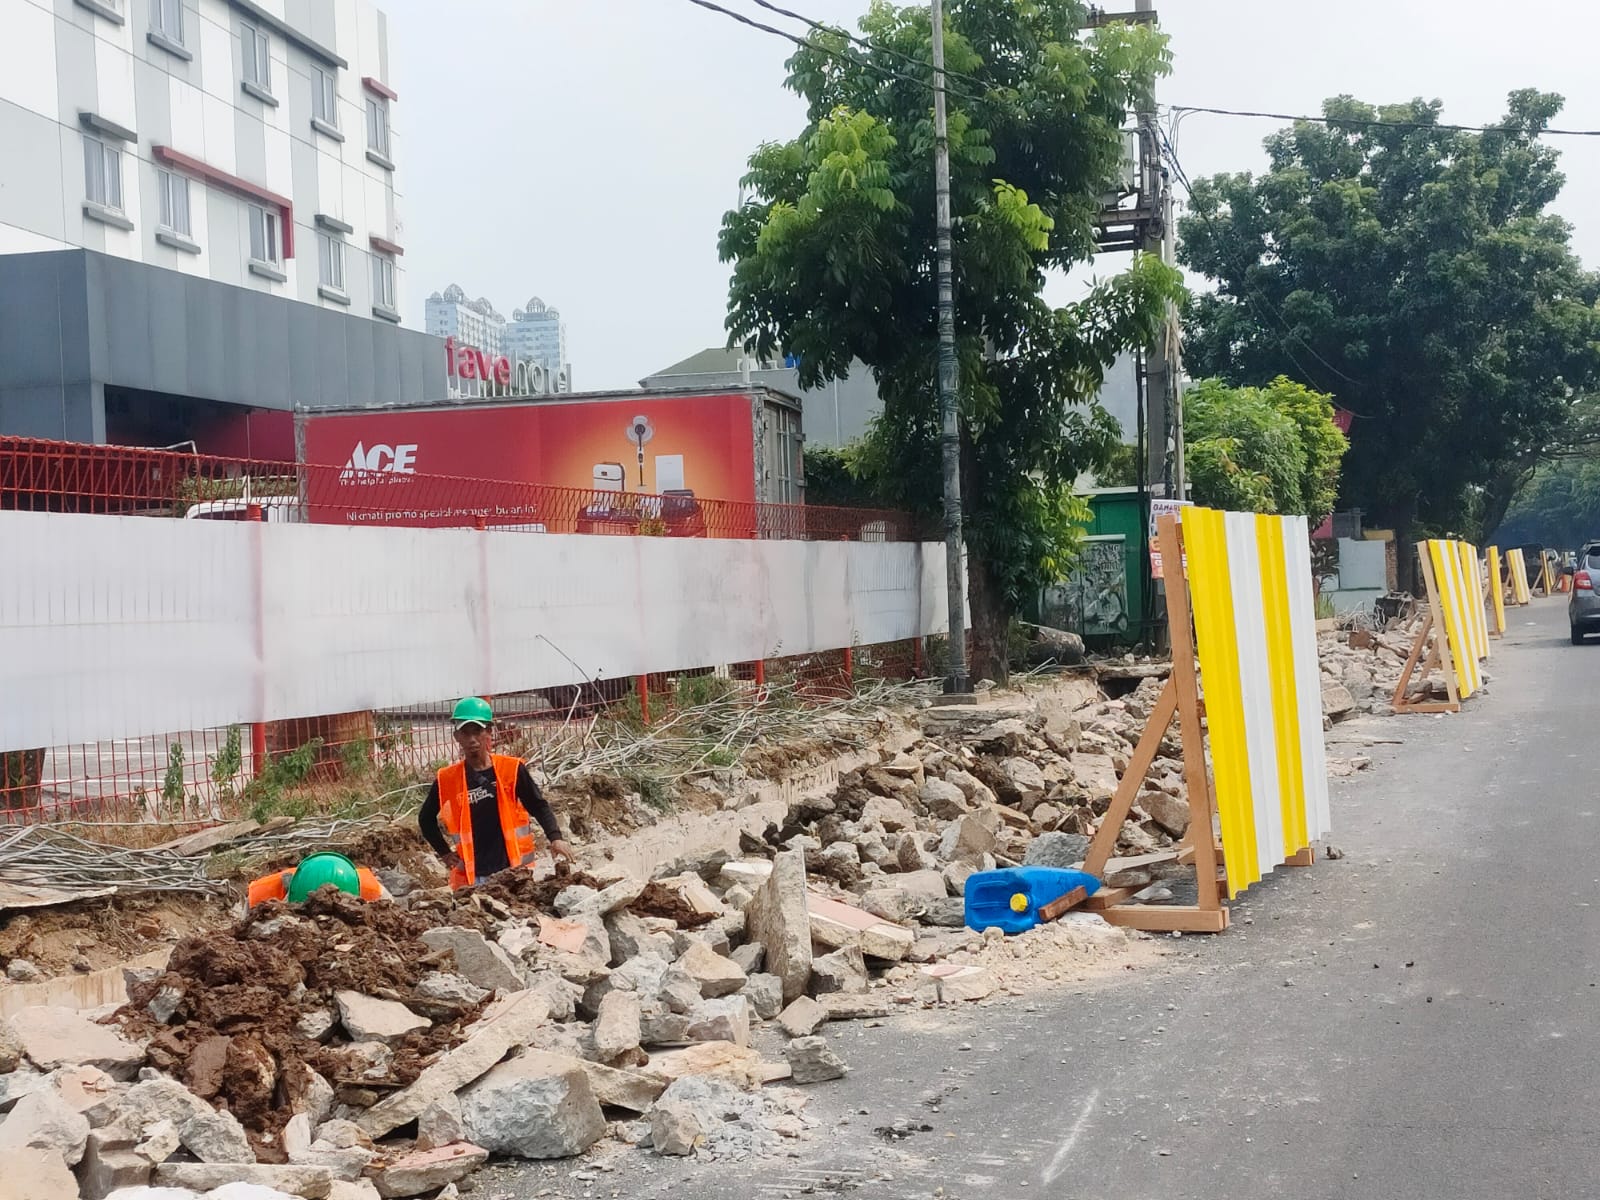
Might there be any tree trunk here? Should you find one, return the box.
[1479,460,1536,546]
[1373,500,1420,595]
[966,554,1011,687]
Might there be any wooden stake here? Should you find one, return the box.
[1391,547,1463,715]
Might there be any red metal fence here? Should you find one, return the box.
[0,437,927,541]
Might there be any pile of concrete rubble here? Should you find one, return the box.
[0,673,1209,1199]
[1318,618,1438,719]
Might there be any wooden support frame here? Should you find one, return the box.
[1391,549,1462,715]
[1082,517,1229,933]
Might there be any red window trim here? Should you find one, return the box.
[369,235,404,257]
[152,145,294,259]
[362,76,398,102]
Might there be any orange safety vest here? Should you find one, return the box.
[246,866,384,907]
[436,754,538,890]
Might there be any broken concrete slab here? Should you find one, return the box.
[937,813,998,864]
[369,1142,488,1198]
[1073,753,1122,803]
[641,1042,774,1089]
[7,1006,144,1076]
[418,929,525,995]
[48,1063,123,1127]
[676,940,748,999]
[806,892,914,962]
[860,795,917,833]
[1023,830,1091,868]
[918,963,997,1003]
[122,1074,254,1165]
[0,1087,90,1165]
[744,850,812,1005]
[153,1163,333,1197]
[358,991,549,1138]
[741,973,784,1020]
[333,992,429,1045]
[784,1036,847,1084]
[77,1127,151,1200]
[593,990,643,1061]
[776,996,828,1038]
[459,1058,607,1160]
[13,1146,79,1200]
[814,992,892,1021]
[1142,790,1191,838]
[415,1094,467,1151]
[807,946,868,996]
[649,1098,702,1155]
[684,996,752,1047]
[916,778,969,820]
[504,1049,666,1114]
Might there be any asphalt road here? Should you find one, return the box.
[499,597,1599,1200]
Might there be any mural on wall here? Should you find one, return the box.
[1040,536,1129,636]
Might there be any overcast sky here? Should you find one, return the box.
[384,0,1600,390]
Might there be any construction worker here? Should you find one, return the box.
[247,852,386,907]
[418,696,572,890]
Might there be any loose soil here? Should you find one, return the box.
[0,893,230,978]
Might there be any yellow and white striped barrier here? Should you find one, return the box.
[1486,545,1506,635]
[1424,538,1487,699]
[1506,548,1532,605]
[1183,509,1332,900]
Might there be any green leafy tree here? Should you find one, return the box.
[1178,90,1600,568]
[1185,376,1347,521]
[719,0,1182,680]
[1495,453,1600,548]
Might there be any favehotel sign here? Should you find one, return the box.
[445,336,572,400]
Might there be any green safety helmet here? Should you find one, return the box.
[451,696,493,731]
[287,852,362,903]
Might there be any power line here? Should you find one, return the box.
[1170,104,1600,139]
[679,0,986,106]
[743,0,992,98]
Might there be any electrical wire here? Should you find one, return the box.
[1170,104,1600,139]
[679,0,988,106]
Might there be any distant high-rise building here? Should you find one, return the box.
[425,284,506,357]
[506,298,569,380]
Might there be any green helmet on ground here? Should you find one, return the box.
[287,852,362,902]
[451,696,493,730]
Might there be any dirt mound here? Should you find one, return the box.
[0,892,229,979]
[631,881,717,929]
[120,889,485,1151]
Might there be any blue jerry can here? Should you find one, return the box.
[963,866,1101,935]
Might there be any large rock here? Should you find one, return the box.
[0,1018,22,1073]
[996,757,1047,810]
[943,767,998,807]
[334,992,429,1045]
[1142,789,1191,838]
[506,1050,666,1114]
[777,996,828,1038]
[808,947,868,997]
[120,1075,253,1165]
[1072,754,1122,804]
[916,778,969,820]
[807,892,914,962]
[937,812,998,864]
[358,991,549,1138]
[413,972,489,1008]
[1322,682,1357,722]
[7,1007,144,1076]
[649,1099,701,1156]
[684,996,752,1047]
[77,1127,151,1200]
[154,1162,333,1196]
[1024,831,1091,869]
[677,940,748,999]
[860,795,917,833]
[458,1059,606,1160]
[604,911,676,964]
[894,832,938,873]
[784,1036,847,1084]
[744,850,812,1004]
[47,1063,123,1128]
[418,929,525,994]
[13,1146,78,1200]
[415,1095,467,1151]
[0,1087,90,1165]
[592,990,643,1061]
[370,1142,488,1198]
[917,963,997,1003]
[741,973,784,1020]
[640,1042,777,1089]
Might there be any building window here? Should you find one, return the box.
[83,135,123,211]
[248,203,280,266]
[150,0,182,43]
[241,22,270,91]
[312,65,337,127]
[157,169,190,236]
[372,254,396,309]
[365,96,389,157]
[317,231,344,291]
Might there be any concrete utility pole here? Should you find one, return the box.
[1135,0,1174,496]
[931,0,969,694]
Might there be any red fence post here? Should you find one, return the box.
[637,675,650,726]
[247,502,268,780]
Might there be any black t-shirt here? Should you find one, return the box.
[419,761,562,880]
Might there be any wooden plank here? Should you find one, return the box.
[1082,676,1177,878]
[1390,611,1432,713]
[1100,850,1182,874]
[1037,886,1089,922]
[1083,885,1142,911]
[1159,516,1222,914]
[1095,904,1230,933]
